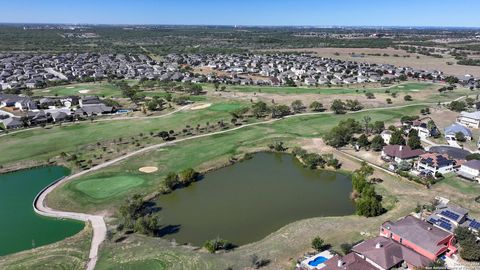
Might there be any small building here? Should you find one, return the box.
[444,123,472,141]
[380,215,456,260]
[416,153,456,175]
[457,111,480,129]
[381,145,424,163]
[457,159,480,182]
[381,130,392,144]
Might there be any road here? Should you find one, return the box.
[32,99,462,270]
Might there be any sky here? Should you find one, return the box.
[1,0,480,27]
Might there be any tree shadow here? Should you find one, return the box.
[157,224,181,237]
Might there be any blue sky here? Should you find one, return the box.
[2,0,479,27]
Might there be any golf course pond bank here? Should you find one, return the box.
[0,166,84,256]
[156,152,355,246]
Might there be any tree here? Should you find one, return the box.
[252,101,269,118]
[455,132,466,142]
[324,118,362,148]
[179,168,199,186]
[389,130,406,145]
[271,105,291,118]
[466,153,480,160]
[365,92,375,99]
[357,134,370,149]
[203,237,234,253]
[370,135,386,151]
[363,116,372,134]
[311,237,325,252]
[164,172,179,189]
[403,95,413,101]
[309,101,325,112]
[455,227,480,261]
[372,121,385,134]
[386,98,392,104]
[407,129,422,150]
[345,99,364,111]
[303,153,325,169]
[448,100,467,112]
[291,100,305,113]
[330,99,346,114]
[397,160,412,171]
[356,195,384,217]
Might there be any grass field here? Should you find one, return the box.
[34,83,123,98]
[227,82,434,95]
[0,101,251,167]
[74,176,146,200]
[437,174,480,195]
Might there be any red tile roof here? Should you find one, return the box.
[382,145,424,159]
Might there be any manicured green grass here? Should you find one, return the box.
[0,101,249,166]
[34,83,123,98]
[208,102,245,112]
[74,176,146,200]
[227,82,434,95]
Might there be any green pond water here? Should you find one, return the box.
[157,152,355,246]
[0,166,84,256]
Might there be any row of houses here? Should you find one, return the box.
[2,52,479,91]
[0,95,115,129]
[0,53,157,90]
[299,204,479,270]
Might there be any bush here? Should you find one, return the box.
[312,236,326,252]
[204,238,234,253]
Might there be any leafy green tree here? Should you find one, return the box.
[448,101,467,112]
[356,196,384,217]
[466,153,480,160]
[164,172,179,189]
[403,95,413,101]
[370,135,385,151]
[345,99,364,111]
[179,168,199,186]
[324,118,362,148]
[407,129,422,150]
[271,105,291,118]
[291,100,305,113]
[389,130,406,145]
[455,132,466,142]
[311,237,325,252]
[252,101,269,118]
[372,121,385,134]
[309,101,325,112]
[330,99,346,114]
[357,134,370,149]
[303,153,325,169]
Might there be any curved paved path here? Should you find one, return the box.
[33,100,461,270]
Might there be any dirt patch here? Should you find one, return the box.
[190,103,212,110]
[138,166,158,173]
[78,90,91,94]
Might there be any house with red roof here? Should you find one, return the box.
[381,145,424,163]
[380,216,456,260]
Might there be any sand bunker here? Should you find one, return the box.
[190,103,212,110]
[42,90,51,93]
[78,89,91,94]
[411,89,420,92]
[139,166,158,173]
[66,86,74,89]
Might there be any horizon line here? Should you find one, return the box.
[1,22,480,30]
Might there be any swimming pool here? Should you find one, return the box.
[308,256,328,267]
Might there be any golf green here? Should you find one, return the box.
[74,175,146,199]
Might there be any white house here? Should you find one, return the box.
[457,111,480,129]
[457,160,480,183]
[416,153,456,175]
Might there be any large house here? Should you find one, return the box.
[426,204,469,233]
[444,123,472,141]
[1,117,23,129]
[351,236,431,269]
[381,145,424,163]
[457,111,480,129]
[416,153,457,175]
[380,215,457,260]
[457,159,480,182]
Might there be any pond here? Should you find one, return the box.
[0,166,84,256]
[156,152,355,246]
